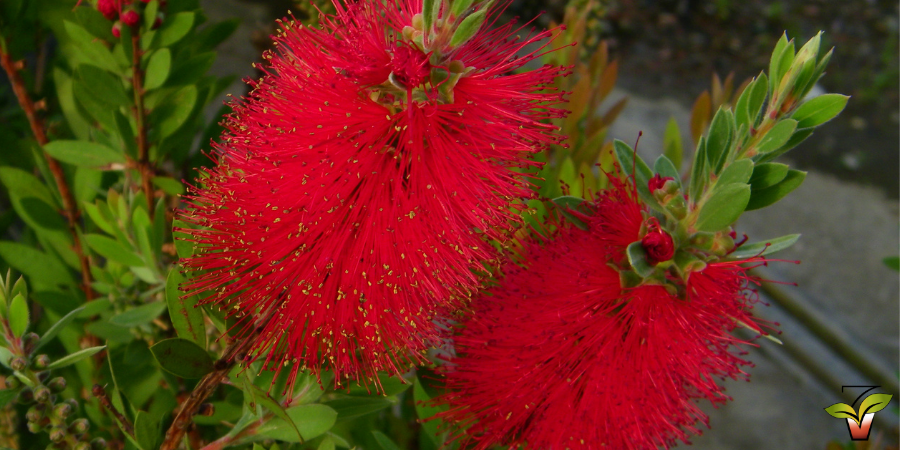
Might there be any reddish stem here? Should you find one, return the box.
[0,42,94,301]
[130,33,155,217]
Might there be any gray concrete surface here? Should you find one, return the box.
[197,1,900,447]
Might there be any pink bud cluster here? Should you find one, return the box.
[95,0,164,38]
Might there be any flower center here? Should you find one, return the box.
[390,44,431,89]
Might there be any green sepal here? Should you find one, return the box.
[673,250,707,279]
[626,241,653,278]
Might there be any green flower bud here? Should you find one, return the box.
[53,402,72,420]
[49,426,66,443]
[17,388,34,404]
[22,332,39,354]
[90,438,107,450]
[69,418,89,434]
[47,377,66,393]
[33,385,51,403]
[33,354,50,369]
[5,376,20,389]
[9,356,27,372]
[26,405,44,423]
[74,443,91,450]
[26,421,41,433]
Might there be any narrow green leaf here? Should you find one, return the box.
[44,141,125,168]
[83,202,116,235]
[0,347,12,368]
[551,196,589,230]
[696,183,751,232]
[151,177,184,195]
[150,338,214,379]
[755,128,814,164]
[153,85,198,138]
[165,51,216,86]
[245,384,303,441]
[688,136,709,197]
[662,118,683,170]
[450,0,476,17]
[35,306,86,353]
[172,220,195,259]
[749,162,789,191]
[613,140,659,210]
[756,119,797,154]
[626,241,653,277]
[747,73,769,127]
[134,410,162,450]
[729,234,800,259]
[0,242,76,288]
[144,49,172,91]
[705,108,735,173]
[63,21,119,72]
[325,397,394,420]
[423,0,438,32]
[194,19,240,52]
[156,12,195,47]
[653,155,681,184]
[143,0,160,30]
[46,345,106,370]
[84,234,145,267]
[109,302,167,327]
[413,374,445,447]
[253,404,337,443]
[0,389,17,408]
[165,270,206,347]
[716,159,753,186]
[768,34,790,92]
[318,437,336,450]
[372,431,402,450]
[8,294,29,338]
[745,169,806,211]
[883,256,900,272]
[449,9,486,48]
[791,94,849,128]
[76,65,130,107]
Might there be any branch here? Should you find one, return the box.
[92,384,135,438]
[130,33,155,217]
[159,335,255,450]
[0,40,94,301]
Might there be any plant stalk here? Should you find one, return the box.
[0,41,94,301]
[131,33,155,217]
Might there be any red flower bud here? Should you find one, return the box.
[121,9,140,27]
[648,173,674,193]
[97,0,118,21]
[111,22,122,38]
[641,221,675,264]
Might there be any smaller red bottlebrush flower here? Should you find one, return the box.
[120,8,140,27]
[648,173,674,192]
[642,217,675,264]
[96,0,118,20]
[437,177,773,450]
[111,21,122,38]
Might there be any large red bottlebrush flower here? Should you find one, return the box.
[178,0,567,392]
[438,178,771,450]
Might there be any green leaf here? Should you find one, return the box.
[824,402,859,423]
[626,241,653,277]
[688,136,709,197]
[166,270,206,347]
[8,294,28,338]
[729,234,800,259]
[0,347,12,368]
[705,108,735,173]
[859,393,893,416]
[84,234,145,267]
[0,242,76,288]
[151,177,184,195]
[0,389,18,408]
[44,140,125,168]
[253,404,338,443]
[76,64,130,107]
[413,374,445,448]
[156,12,195,47]
[372,431,402,450]
[134,410,162,450]
[754,128,814,164]
[883,256,900,272]
[143,0,160,29]
[791,94,849,128]
[613,140,659,210]
[153,85,198,138]
[46,345,106,370]
[423,0,439,32]
[63,21,119,72]
[749,162,789,191]
[662,117,683,170]
[109,302,167,327]
[696,183,751,232]
[35,306,86,353]
[325,397,394,420]
[194,19,239,52]
[449,9,486,48]
[244,383,303,440]
[769,33,794,92]
[165,51,216,86]
[654,155,680,184]
[450,0,476,17]
[551,196,589,230]
[150,338,214,378]
[745,169,806,211]
[756,119,797,154]
[144,49,171,91]
[346,373,411,397]
[716,159,753,186]
[172,220,195,258]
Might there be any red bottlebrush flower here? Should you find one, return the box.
[438,178,770,450]
[97,0,118,20]
[648,173,673,192]
[642,217,675,264]
[120,8,140,27]
[178,0,567,393]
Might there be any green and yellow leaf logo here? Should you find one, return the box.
[824,393,893,425]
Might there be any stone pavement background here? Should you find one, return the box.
[198,1,900,448]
